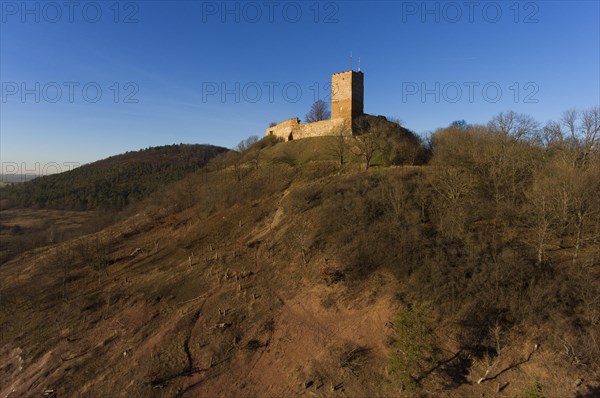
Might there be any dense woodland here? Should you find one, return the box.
[0,144,228,211]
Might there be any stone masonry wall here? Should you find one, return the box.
[265,117,299,141]
[331,71,363,120]
[331,71,353,120]
[293,118,348,140]
[266,118,349,142]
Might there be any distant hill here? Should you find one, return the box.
[0,144,229,211]
[0,174,39,184]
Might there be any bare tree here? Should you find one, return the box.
[247,147,261,170]
[580,106,600,167]
[552,107,600,168]
[235,135,259,152]
[488,111,539,141]
[561,108,579,141]
[428,166,475,240]
[524,176,555,265]
[541,120,564,147]
[569,168,598,265]
[305,100,330,123]
[354,129,380,170]
[328,123,351,168]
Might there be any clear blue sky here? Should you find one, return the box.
[1,0,599,170]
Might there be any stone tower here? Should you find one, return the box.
[265,70,365,141]
[331,70,364,122]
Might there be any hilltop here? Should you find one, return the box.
[0,114,599,397]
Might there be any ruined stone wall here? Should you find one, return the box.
[266,118,349,142]
[293,118,348,140]
[265,117,300,141]
[265,70,363,141]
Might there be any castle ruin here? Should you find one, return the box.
[265,70,364,141]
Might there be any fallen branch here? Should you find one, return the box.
[415,350,462,383]
[478,344,538,384]
[178,293,208,306]
[60,348,91,362]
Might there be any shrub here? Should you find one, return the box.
[388,301,439,389]
[517,380,543,398]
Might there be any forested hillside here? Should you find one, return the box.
[0,144,229,211]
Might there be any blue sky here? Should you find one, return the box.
[1,0,599,170]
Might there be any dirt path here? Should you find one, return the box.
[245,188,290,247]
